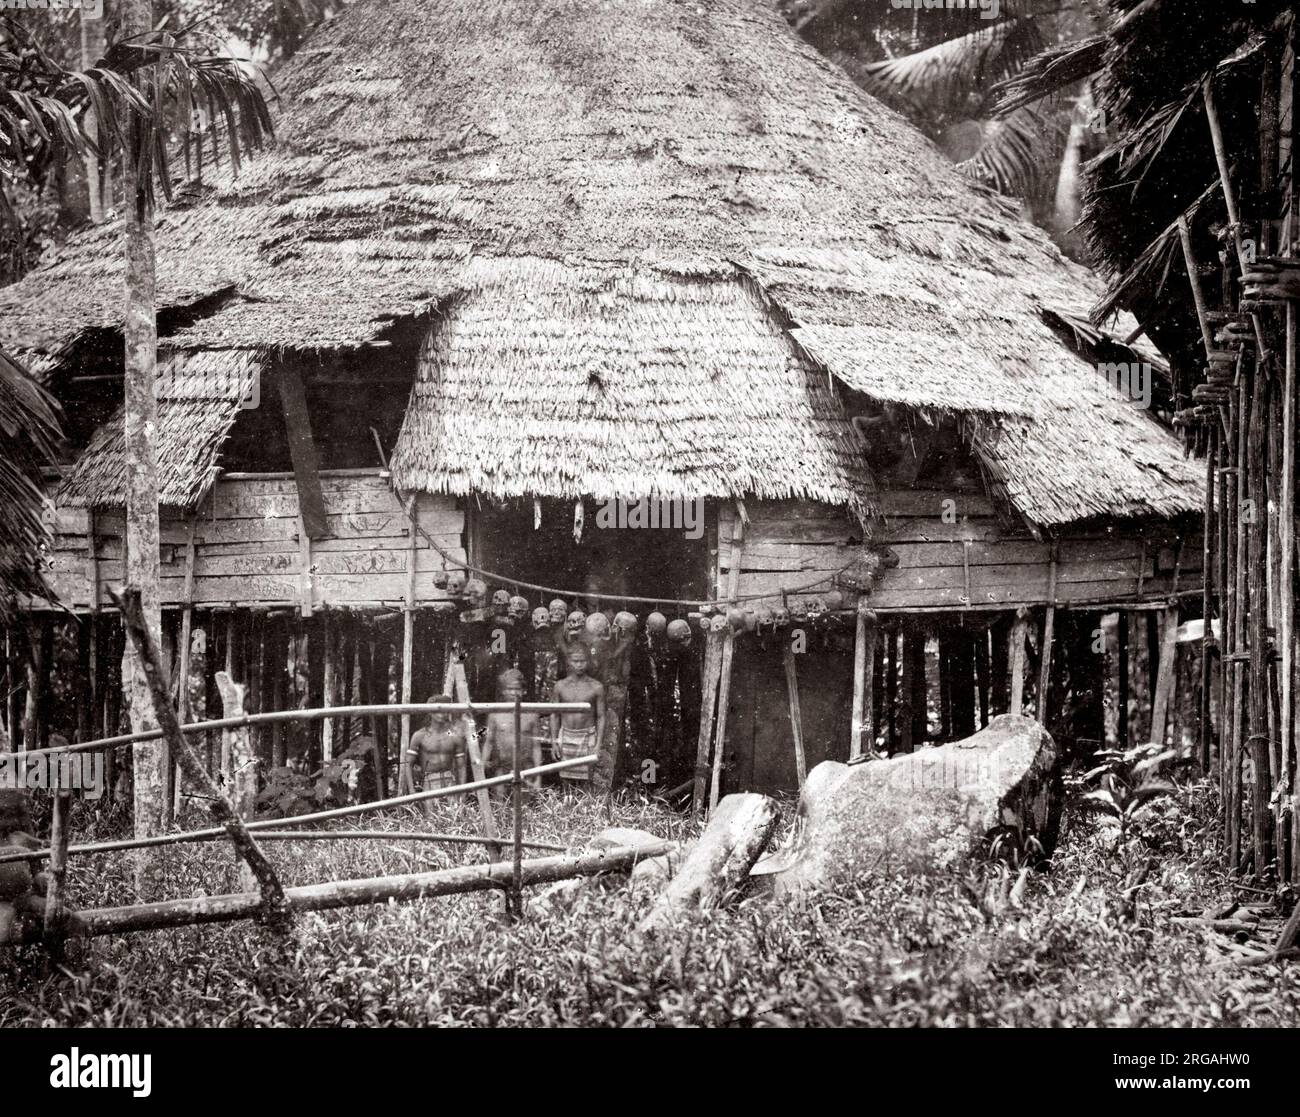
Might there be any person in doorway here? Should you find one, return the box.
[483,669,545,791]
[407,696,466,811]
[550,646,605,784]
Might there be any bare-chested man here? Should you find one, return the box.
[550,646,605,783]
[483,669,545,790]
[407,695,466,810]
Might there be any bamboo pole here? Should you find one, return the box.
[1286,303,1298,880]
[512,697,523,917]
[23,843,672,942]
[0,754,599,868]
[1247,358,1273,875]
[20,702,592,761]
[1204,81,1269,355]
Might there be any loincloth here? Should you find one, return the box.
[556,726,597,781]
[422,767,459,791]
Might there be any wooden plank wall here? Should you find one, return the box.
[719,493,1202,612]
[37,470,465,611]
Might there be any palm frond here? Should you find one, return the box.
[955,107,1053,197]
[994,34,1107,116]
[0,26,273,223]
[0,347,59,616]
[862,17,1046,115]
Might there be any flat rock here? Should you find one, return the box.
[769,714,1061,895]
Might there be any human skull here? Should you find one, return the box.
[566,610,587,638]
[666,618,693,648]
[549,598,569,626]
[709,614,728,634]
[613,611,638,640]
[755,607,774,634]
[726,607,746,632]
[646,611,668,636]
[491,588,511,615]
[742,609,758,634]
[805,597,825,620]
[508,594,530,622]
[446,569,468,598]
[464,578,488,609]
[531,606,551,630]
[585,612,610,640]
[824,589,844,612]
[774,605,791,627]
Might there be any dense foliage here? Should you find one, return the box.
[3,784,1296,1027]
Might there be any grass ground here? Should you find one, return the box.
[2,781,1298,1026]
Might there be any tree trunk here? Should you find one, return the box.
[80,12,110,222]
[121,0,168,897]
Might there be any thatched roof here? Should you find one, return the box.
[0,0,1201,528]
[57,351,260,509]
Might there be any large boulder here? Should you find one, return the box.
[766,714,1061,895]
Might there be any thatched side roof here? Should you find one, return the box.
[389,258,873,517]
[57,351,260,509]
[0,0,1202,529]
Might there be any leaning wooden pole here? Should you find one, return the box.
[115,588,290,926]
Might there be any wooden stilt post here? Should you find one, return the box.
[399,496,417,794]
[1118,612,1130,749]
[692,628,724,816]
[321,613,336,764]
[1009,608,1030,717]
[898,627,914,754]
[1150,605,1180,749]
[42,790,71,959]
[782,639,806,785]
[1036,549,1058,726]
[885,626,897,750]
[974,625,990,729]
[851,603,876,759]
[846,603,867,762]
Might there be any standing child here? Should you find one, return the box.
[407,696,466,812]
[483,669,545,790]
[550,646,605,784]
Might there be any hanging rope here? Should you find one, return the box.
[403,499,875,610]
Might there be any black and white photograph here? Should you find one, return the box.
[0,0,1297,1072]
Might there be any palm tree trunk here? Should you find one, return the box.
[121,0,169,898]
[80,10,109,222]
